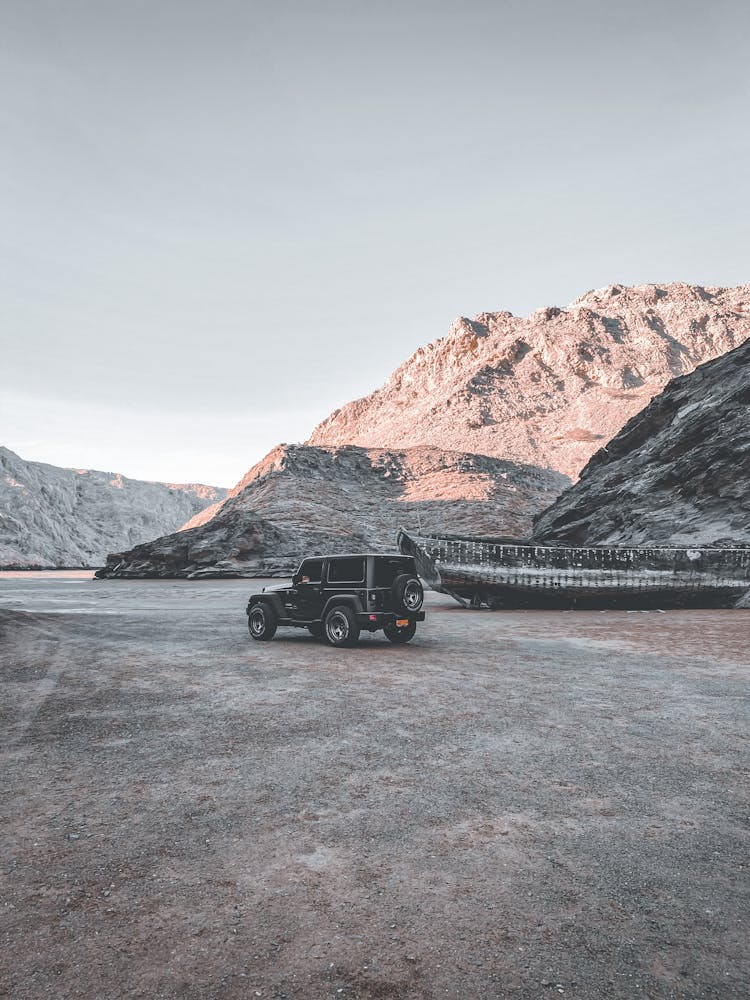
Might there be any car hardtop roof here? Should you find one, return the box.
[300,552,411,561]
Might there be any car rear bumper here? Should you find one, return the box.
[356,610,425,630]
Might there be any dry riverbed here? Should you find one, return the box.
[1,574,748,999]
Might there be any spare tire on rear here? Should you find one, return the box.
[391,574,424,613]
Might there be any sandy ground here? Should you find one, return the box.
[1,574,748,1000]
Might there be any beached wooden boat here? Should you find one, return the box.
[397,529,750,609]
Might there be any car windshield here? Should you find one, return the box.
[373,558,414,588]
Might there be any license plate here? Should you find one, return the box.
[396,619,409,627]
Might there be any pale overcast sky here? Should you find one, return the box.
[2,0,748,486]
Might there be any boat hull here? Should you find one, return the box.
[398,530,750,610]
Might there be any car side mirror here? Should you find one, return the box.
[292,573,301,586]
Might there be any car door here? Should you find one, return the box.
[295,559,324,620]
[325,557,367,605]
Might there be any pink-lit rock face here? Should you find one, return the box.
[308,283,750,478]
[532,339,750,547]
[98,445,569,578]
[0,447,226,568]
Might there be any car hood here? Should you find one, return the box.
[262,582,291,593]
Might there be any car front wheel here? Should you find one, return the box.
[323,605,360,647]
[248,602,277,641]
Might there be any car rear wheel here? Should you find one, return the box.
[384,620,417,643]
[248,602,277,641]
[323,605,360,647]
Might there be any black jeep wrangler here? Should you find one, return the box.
[246,553,425,647]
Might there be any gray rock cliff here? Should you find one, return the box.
[0,447,227,568]
[532,339,750,547]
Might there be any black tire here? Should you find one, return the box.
[307,622,322,637]
[323,605,360,647]
[391,574,424,613]
[248,602,277,641]
[384,620,417,644]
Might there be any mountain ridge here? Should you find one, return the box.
[308,282,750,478]
[7,282,748,572]
[0,446,226,568]
[96,444,569,578]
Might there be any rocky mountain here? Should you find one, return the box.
[97,444,569,578]
[0,447,227,568]
[308,283,750,478]
[532,339,750,547]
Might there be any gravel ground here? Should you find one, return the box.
[1,574,748,1000]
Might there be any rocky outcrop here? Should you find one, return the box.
[0,447,226,568]
[532,340,750,547]
[97,445,569,578]
[308,283,750,478]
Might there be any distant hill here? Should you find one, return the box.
[96,444,569,578]
[308,283,750,478]
[0,447,226,568]
[533,339,750,547]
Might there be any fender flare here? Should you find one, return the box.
[321,594,364,619]
[247,593,285,618]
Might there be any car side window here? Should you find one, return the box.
[298,559,323,583]
[327,557,365,584]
